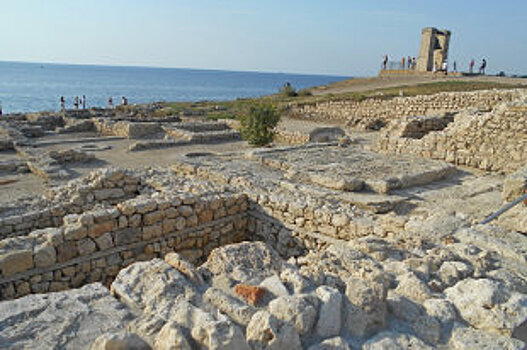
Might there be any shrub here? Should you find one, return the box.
[279,83,298,97]
[297,89,312,97]
[238,103,281,146]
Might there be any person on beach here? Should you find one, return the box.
[60,96,65,110]
[479,59,487,75]
[108,97,113,108]
[442,61,448,75]
[382,55,388,70]
[74,96,79,110]
[469,59,475,74]
[453,61,457,72]
[82,95,86,109]
[122,96,128,106]
[401,57,406,70]
[407,56,412,69]
[412,57,416,69]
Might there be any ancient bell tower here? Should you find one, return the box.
[416,27,451,72]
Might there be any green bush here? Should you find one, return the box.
[238,103,281,146]
[279,83,298,97]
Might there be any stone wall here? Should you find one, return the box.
[0,192,248,300]
[288,89,526,130]
[93,119,163,139]
[0,169,141,239]
[375,102,527,173]
[273,130,310,145]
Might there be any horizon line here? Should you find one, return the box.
[0,59,353,79]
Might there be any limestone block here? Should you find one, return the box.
[0,283,134,349]
[362,331,433,350]
[307,337,351,350]
[445,278,527,337]
[64,224,88,241]
[143,210,164,226]
[154,322,191,350]
[90,332,151,350]
[449,324,525,350]
[77,238,97,256]
[344,277,387,337]
[268,295,318,335]
[203,287,256,326]
[89,221,115,238]
[94,232,114,250]
[394,272,433,302]
[314,285,342,338]
[0,250,34,277]
[34,243,57,268]
[246,310,302,350]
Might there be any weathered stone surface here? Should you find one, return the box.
[307,337,351,350]
[394,271,433,302]
[0,249,34,277]
[199,241,284,282]
[111,259,197,320]
[171,301,250,350]
[33,243,57,268]
[268,295,318,335]
[445,278,527,337]
[0,283,133,349]
[235,284,267,306]
[246,310,302,350]
[203,287,257,326]
[345,277,387,337]
[91,332,151,350]
[449,324,526,350]
[314,285,342,338]
[362,331,433,350]
[154,322,192,350]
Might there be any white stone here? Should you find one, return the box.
[314,285,342,338]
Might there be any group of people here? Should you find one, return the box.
[381,55,416,70]
[383,54,488,75]
[60,95,86,110]
[59,96,129,110]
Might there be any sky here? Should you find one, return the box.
[1,0,526,76]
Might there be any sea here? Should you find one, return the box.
[0,61,349,114]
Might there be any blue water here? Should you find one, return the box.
[0,61,349,113]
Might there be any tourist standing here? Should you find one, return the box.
[442,61,448,75]
[479,59,487,75]
[401,57,406,70]
[122,96,128,106]
[74,96,79,110]
[411,57,416,69]
[407,56,412,69]
[108,97,113,108]
[453,61,457,72]
[82,95,86,109]
[469,59,475,74]
[0,102,2,117]
[60,96,65,110]
[382,55,388,70]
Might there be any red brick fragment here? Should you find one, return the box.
[234,284,266,305]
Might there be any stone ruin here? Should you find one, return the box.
[416,27,451,72]
[0,90,526,349]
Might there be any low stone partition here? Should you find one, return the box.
[93,119,163,139]
[0,169,142,239]
[375,101,527,173]
[164,122,241,143]
[0,192,248,300]
[274,130,310,145]
[288,88,526,130]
